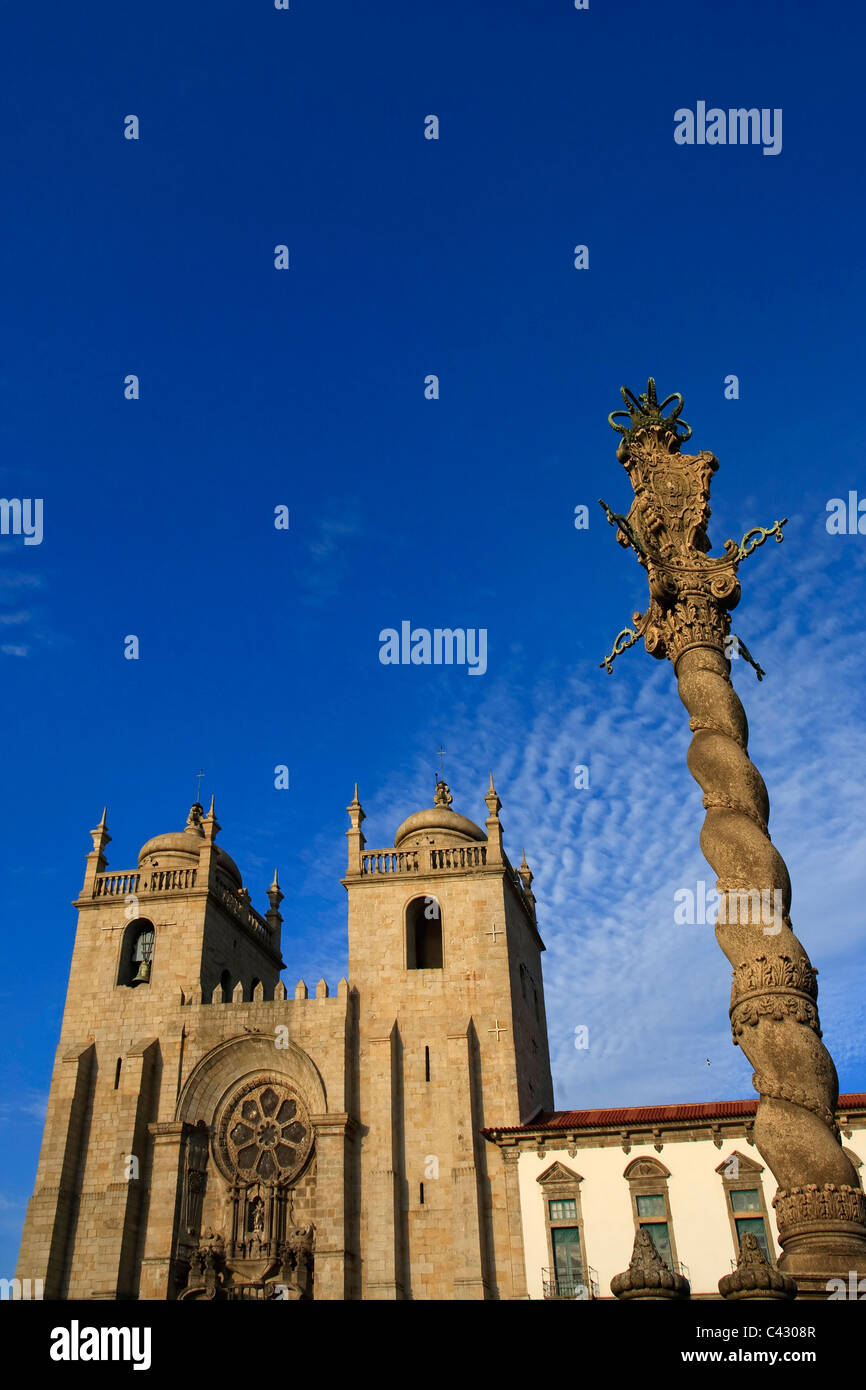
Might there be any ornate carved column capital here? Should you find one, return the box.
[599,378,785,678]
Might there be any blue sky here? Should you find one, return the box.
[2,0,866,1272]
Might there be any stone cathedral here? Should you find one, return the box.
[17,777,552,1301]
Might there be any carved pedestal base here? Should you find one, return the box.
[775,1184,866,1297]
[777,1226,866,1298]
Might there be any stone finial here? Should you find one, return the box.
[265,872,283,948]
[315,978,329,999]
[610,1228,690,1301]
[518,849,533,890]
[484,773,503,864]
[90,807,111,854]
[518,850,537,922]
[81,807,112,893]
[294,979,308,1000]
[718,1233,797,1301]
[433,779,453,808]
[267,869,284,919]
[347,784,365,827]
[201,796,220,841]
[345,784,367,875]
[186,802,205,833]
[484,772,501,820]
[197,797,222,889]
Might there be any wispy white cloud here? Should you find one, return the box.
[0,1091,48,1122]
[0,572,41,589]
[359,521,866,1110]
[1,644,28,658]
[295,517,362,603]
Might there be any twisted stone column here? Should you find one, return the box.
[600,380,866,1294]
[678,644,866,1287]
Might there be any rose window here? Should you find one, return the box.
[216,1080,312,1183]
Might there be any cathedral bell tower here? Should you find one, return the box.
[16,800,286,1300]
[344,775,553,1300]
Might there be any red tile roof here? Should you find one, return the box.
[484,1093,866,1137]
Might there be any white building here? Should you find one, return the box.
[485,1093,866,1299]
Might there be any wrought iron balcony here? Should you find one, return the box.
[541,1266,599,1300]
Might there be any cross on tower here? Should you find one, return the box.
[487,922,503,944]
[489,1019,507,1043]
[193,769,205,804]
[437,745,446,782]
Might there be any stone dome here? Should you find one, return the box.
[137,803,242,886]
[393,782,486,848]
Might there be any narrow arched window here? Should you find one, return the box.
[118,919,155,986]
[406,897,443,969]
[624,1157,679,1272]
[716,1151,774,1263]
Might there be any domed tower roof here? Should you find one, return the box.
[393,781,486,849]
[137,801,242,886]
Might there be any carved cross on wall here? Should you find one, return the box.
[487,922,503,943]
[489,1019,507,1042]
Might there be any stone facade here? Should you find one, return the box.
[16,779,551,1300]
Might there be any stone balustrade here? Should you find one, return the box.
[93,868,198,897]
[91,869,270,937]
[361,844,488,876]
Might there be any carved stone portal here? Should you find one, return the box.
[180,1221,316,1301]
[180,1076,316,1300]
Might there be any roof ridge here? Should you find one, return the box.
[488,1092,866,1136]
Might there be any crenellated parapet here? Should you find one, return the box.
[181,978,350,1007]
